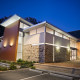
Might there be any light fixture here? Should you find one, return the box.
[3,40,7,48]
[10,39,14,47]
[10,42,13,47]
[67,48,70,52]
[56,46,60,50]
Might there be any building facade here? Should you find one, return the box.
[0,14,79,63]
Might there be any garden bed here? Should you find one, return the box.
[0,59,35,71]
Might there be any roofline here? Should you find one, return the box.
[23,21,78,41]
[23,21,46,32]
[46,21,78,40]
[0,14,33,27]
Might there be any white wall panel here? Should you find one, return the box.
[30,29,36,35]
[37,27,44,33]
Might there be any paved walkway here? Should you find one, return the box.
[0,69,70,80]
[41,60,80,68]
[34,61,80,75]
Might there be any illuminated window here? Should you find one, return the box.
[20,22,29,29]
[20,22,24,28]
[55,31,62,37]
[46,27,54,34]
[70,39,76,48]
[23,24,29,29]
[63,35,69,40]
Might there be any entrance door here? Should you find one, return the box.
[70,50,77,60]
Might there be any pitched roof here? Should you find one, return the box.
[23,21,78,41]
[0,14,33,27]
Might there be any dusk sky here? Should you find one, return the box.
[0,0,80,32]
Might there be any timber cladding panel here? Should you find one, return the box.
[23,44,45,63]
[54,46,70,62]
[77,42,80,60]
[0,21,19,61]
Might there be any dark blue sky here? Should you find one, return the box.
[0,0,80,32]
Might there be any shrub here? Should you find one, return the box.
[26,62,33,67]
[30,66,35,69]
[17,59,24,63]
[9,63,17,70]
[17,59,34,69]
[17,59,24,65]
[20,64,27,68]
[0,66,7,71]
[1,60,7,63]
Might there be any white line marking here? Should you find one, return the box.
[20,73,48,80]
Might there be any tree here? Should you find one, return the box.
[25,17,41,24]
[0,16,41,37]
[0,16,12,37]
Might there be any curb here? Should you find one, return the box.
[30,68,80,80]
[0,68,29,73]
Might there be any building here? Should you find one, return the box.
[0,14,80,63]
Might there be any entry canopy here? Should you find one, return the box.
[0,14,33,27]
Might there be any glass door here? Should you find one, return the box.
[70,50,77,60]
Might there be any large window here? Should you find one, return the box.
[55,31,62,37]
[70,39,76,48]
[46,27,54,34]
[20,22,29,29]
[24,24,29,29]
[63,35,69,40]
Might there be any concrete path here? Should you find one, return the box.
[0,69,71,80]
[34,63,80,75]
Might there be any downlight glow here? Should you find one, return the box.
[10,39,14,47]
[3,40,7,48]
[56,46,60,50]
[67,48,70,52]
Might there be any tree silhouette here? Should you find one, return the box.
[25,17,41,24]
[0,16,41,37]
[0,16,11,37]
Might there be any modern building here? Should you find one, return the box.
[0,14,80,63]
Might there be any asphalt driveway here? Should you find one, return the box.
[0,69,72,80]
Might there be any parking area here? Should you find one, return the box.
[0,69,72,80]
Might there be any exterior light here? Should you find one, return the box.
[10,39,14,47]
[10,42,13,47]
[3,40,7,48]
[67,48,70,52]
[56,46,60,50]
